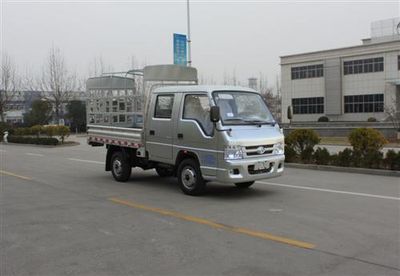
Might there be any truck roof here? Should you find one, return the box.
[153,85,258,94]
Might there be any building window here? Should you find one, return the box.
[398,56,400,70]
[291,64,323,80]
[344,94,384,113]
[343,57,384,75]
[292,97,324,114]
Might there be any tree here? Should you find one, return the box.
[0,54,19,122]
[40,46,77,124]
[384,98,400,131]
[24,100,52,126]
[66,100,86,132]
[88,55,114,77]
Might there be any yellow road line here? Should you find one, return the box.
[109,197,315,250]
[0,170,33,181]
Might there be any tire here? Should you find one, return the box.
[155,167,174,177]
[111,151,131,182]
[235,181,255,189]
[177,159,206,196]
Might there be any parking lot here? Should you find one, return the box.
[1,137,399,276]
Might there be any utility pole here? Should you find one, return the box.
[186,0,192,67]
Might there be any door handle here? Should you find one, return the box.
[149,130,155,135]
[177,133,183,139]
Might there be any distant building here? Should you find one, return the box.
[3,90,87,124]
[280,18,400,123]
[3,91,41,124]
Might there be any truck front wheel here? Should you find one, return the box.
[111,151,131,182]
[177,159,206,196]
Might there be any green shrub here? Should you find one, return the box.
[300,147,314,163]
[384,150,400,171]
[44,125,57,137]
[349,128,387,155]
[284,145,297,163]
[285,129,320,162]
[30,125,44,138]
[55,125,70,143]
[330,153,338,166]
[348,128,387,169]
[318,116,329,122]
[314,147,331,165]
[8,136,59,145]
[362,150,384,169]
[13,127,32,136]
[367,117,377,122]
[332,148,354,167]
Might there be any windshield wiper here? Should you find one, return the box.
[244,120,276,126]
[224,118,245,122]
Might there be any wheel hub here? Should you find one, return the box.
[181,167,196,189]
[113,159,123,176]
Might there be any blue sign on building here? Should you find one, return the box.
[173,33,187,66]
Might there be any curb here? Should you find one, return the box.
[285,163,400,177]
[0,141,80,148]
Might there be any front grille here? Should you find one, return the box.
[248,163,273,175]
[245,144,274,157]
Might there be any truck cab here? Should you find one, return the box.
[144,85,284,194]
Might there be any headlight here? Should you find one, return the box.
[273,142,284,155]
[224,145,244,160]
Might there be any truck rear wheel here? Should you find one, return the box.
[235,181,255,189]
[177,159,206,196]
[111,151,131,182]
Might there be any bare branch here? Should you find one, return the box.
[39,46,77,124]
[0,53,20,122]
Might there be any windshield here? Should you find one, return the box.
[213,91,275,125]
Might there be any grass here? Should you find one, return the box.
[320,137,350,146]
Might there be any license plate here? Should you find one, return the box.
[254,161,269,171]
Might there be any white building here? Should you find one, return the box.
[281,18,400,123]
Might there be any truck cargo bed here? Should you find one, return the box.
[87,124,143,148]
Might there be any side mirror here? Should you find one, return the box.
[210,106,220,123]
[287,106,293,120]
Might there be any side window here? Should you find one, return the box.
[183,94,213,136]
[155,95,174,119]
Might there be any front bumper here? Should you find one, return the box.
[208,154,285,183]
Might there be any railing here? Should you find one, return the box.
[87,124,143,145]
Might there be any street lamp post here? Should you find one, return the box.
[186,0,192,67]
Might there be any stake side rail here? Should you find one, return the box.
[87,124,144,148]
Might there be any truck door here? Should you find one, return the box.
[146,93,176,164]
[174,93,218,177]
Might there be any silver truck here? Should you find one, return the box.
[87,65,285,195]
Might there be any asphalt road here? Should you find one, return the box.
[1,137,399,276]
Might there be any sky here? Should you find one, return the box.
[1,0,400,88]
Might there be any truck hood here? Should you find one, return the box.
[223,125,284,147]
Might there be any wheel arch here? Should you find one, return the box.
[174,150,200,175]
[106,145,134,171]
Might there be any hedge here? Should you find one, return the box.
[11,125,70,143]
[8,136,59,146]
[318,116,329,122]
[285,128,400,170]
